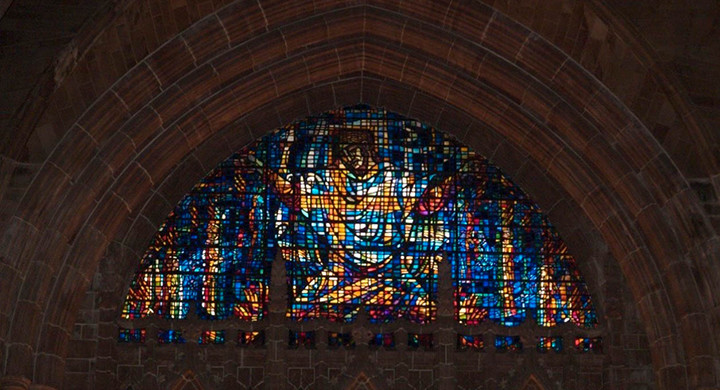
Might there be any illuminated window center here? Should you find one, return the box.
[122,106,596,328]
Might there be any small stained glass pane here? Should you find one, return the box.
[118,328,145,343]
[369,333,395,349]
[495,335,522,352]
[457,334,484,351]
[238,331,265,347]
[158,329,185,344]
[408,333,434,350]
[537,336,562,352]
[289,331,315,348]
[328,332,355,348]
[575,337,602,353]
[199,330,225,345]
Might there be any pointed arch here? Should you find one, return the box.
[169,370,205,390]
[1,1,715,387]
[520,374,548,390]
[345,372,378,390]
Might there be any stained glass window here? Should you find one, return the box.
[370,333,395,349]
[158,329,185,344]
[537,336,562,352]
[328,332,355,348]
[495,335,522,352]
[118,328,146,343]
[121,105,596,328]
[289,331,315,348]
[238,331,265,346]
[457,334,484,351]
[575,337,602,353]
[408,333,434,350]
[198,330,225,345]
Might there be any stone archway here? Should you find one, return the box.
[0,1,717,389]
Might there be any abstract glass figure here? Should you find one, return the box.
[121,106,596,328]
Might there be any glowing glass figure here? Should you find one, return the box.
[121,106,597,328]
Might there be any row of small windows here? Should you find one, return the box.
[118,328,602,353]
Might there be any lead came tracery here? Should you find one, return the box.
[121,106,596,329]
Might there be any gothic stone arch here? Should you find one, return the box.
[1,1,718,389]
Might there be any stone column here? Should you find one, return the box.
[435,255,456,390]
[264,250,288,388]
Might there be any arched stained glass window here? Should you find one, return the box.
[121,106,597,328]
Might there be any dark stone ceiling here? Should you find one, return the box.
[1,0,718,175]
